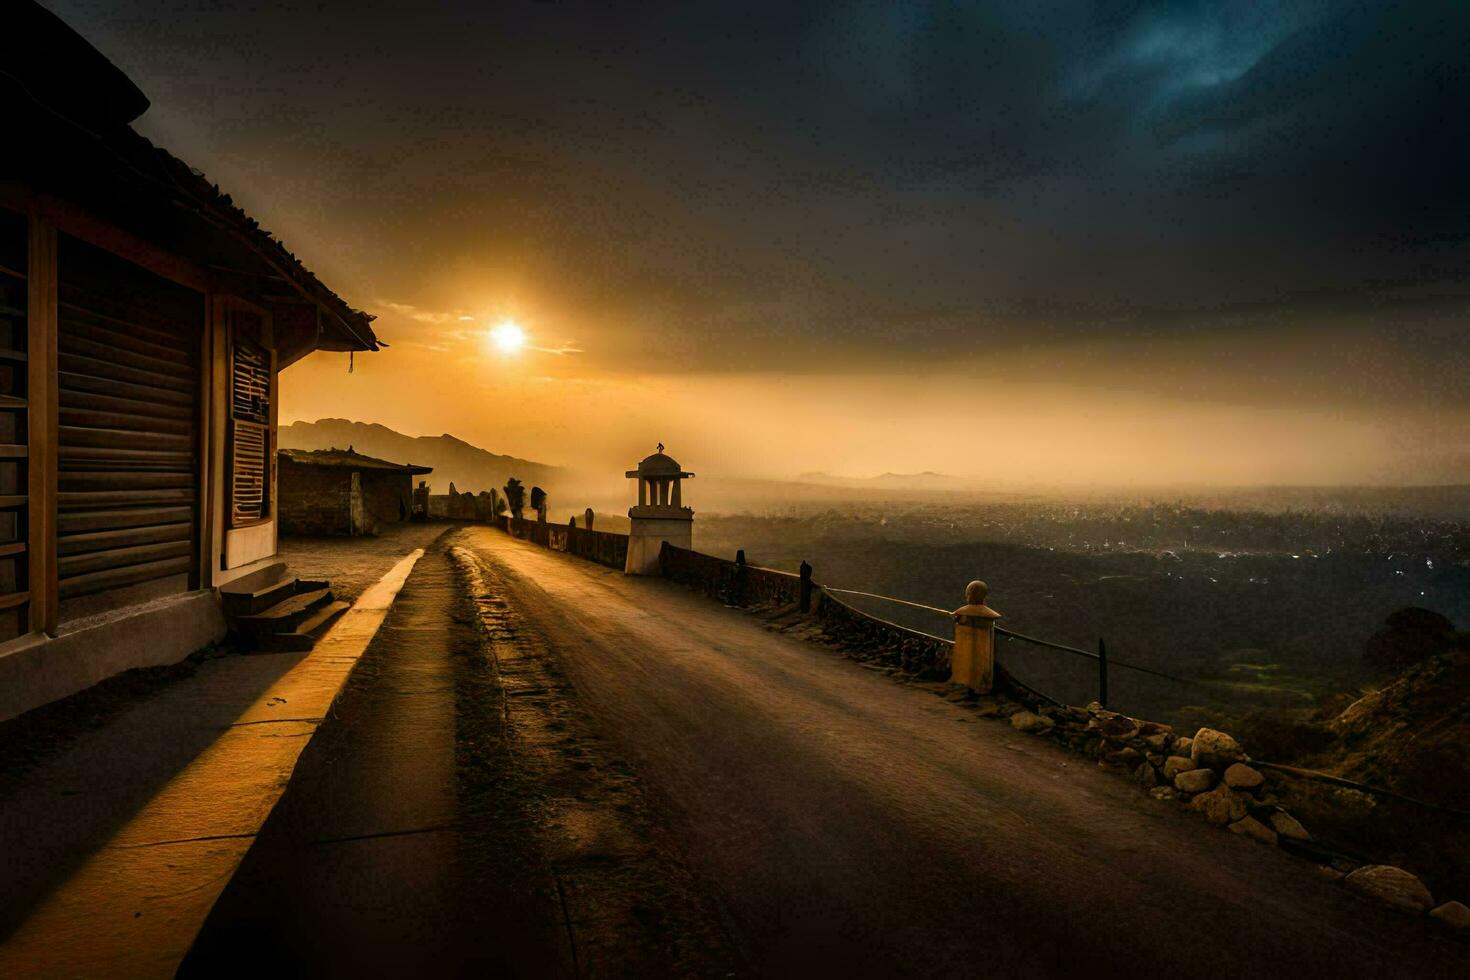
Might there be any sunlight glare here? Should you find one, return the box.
[489,320,526,355]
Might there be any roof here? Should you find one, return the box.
[1,1,379,356]
[625,450,694,479]
[279,447,431,476]
[116,132,379,353]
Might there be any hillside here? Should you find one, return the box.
[279,419,565,497]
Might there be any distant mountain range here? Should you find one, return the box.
[279,419,984,517]
[279,419,565,497]
[795,471,965,491]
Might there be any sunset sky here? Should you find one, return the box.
[52,1,1470,485]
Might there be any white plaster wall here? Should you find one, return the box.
[625,517,693,575]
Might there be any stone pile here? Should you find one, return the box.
[1006,705,1308,848]
[995,696,1468,934]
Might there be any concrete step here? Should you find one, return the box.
[236,587,334,634]
[219,560,288,596]
[223,577,329,617]
[262,600,351,652]
[222,576,297,617]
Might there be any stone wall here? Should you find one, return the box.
[657,543,954,678]
[428,489,499,521]
[278,459,353,536]
[280,460,416,536]
[811,589,954,678]
[657,544,802,607]
[361,470,413,528]
[506,516,629,570]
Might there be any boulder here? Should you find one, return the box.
[1269,811,1311,841]
[1429,901,1470,933]
[1174,768,1216,794]
[1010,710,1053,733]
[1135,762,1158,788]
[1092,713,1140,741]
[1343,866,1435,914]
[1223,763,1265,790]
[1173,736,1193,758]
[1191,728,1248,769]
[1228,816,1278,846]
[1106,746,1142,766]
[1149,786,1177,801]
[1189,784,1248,826]
[1363,607,1455,674]
[1162,756,1196,781]
[1142,732,1171,753]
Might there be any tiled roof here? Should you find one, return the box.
[279,447,431,475]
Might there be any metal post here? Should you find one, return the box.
[1098,637,1109,708]
[799,560,813,613]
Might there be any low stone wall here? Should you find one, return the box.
[657,544,802,607]
[506,517,629,570]
[811,590,953,678]
[658,544,954,679]
[428,491,499,521]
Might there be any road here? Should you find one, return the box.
[445,526,1462,978]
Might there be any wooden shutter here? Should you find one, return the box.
[55,236,201,615]
[0,208,30,641]
[228,316,272,527]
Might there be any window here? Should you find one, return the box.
[228,315,271,527]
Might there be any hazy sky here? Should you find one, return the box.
[50,1,1470,484]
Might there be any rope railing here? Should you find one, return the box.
[823,584,1203,700]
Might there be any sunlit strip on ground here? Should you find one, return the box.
[0,549,426,979]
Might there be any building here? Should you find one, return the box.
[279,448,431,536]
[624,444,694,574]
[0,3,381,719]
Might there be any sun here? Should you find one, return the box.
[488,320,526,355]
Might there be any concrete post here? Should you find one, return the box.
[951,580,1000,692]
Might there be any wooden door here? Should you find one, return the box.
[55,236,202,620]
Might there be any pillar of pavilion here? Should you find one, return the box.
[624,443,695,574]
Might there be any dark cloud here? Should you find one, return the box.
[47,0,1470,382]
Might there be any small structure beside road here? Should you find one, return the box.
[279,448,431,537]
[624,444,694,574]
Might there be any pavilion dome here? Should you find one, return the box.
[637,451,683,476]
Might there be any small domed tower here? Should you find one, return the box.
[624,443,694,574]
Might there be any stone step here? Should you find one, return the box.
[262,600,351,652]
[236,587,334,633]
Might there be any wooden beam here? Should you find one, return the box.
[29,192,212,293]
[28,217,58,635]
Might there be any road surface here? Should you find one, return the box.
[445,526,1462,977]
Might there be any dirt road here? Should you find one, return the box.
[454,527,1463,978]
